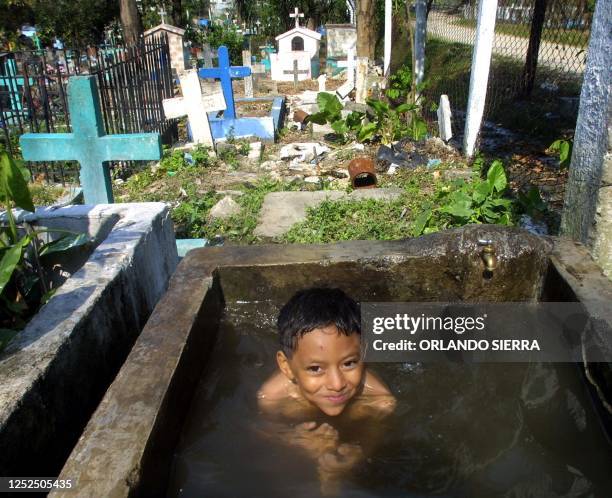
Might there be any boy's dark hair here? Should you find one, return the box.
[277,287,360,356]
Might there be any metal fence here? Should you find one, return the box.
[0,34,176,185]
[423,0,591,140]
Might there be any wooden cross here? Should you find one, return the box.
[290,7,304,28]
[20,76,161,204]
[163,70,226,147]
[284,59,309,89]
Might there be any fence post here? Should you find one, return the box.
[414,0,427,87]
[520,0,548,97]
[463,0,498,158]
[384,0,392,76]
[561,0,612,277]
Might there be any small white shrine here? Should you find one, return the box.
[270,8,321,82]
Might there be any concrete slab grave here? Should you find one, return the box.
[0,202,178,478]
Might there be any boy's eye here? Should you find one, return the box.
[307,365,322,373]
[343,359,359,368]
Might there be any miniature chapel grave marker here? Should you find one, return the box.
[198,45,251,119]
[20,76,161,204]
[163,70,226,146]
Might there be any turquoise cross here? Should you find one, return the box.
[0,59,34,112]
[20,76,162,204]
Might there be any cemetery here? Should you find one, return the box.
[0,0,611,496]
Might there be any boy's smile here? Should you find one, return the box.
[278,325,364,416]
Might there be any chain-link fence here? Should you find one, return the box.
[423,0,591,141]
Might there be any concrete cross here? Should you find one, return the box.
[20,76,161,205]
[290,7,304,28]
[337,46,356,85]
[0,59,34,113]
[163,70,226,146]
[198,45,251,119]
[242,50,254,98]
[284,60,309,89]
[158,6,167,24]
[437,94,453,142]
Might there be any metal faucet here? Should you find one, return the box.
[478,239,497,271]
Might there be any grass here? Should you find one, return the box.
[453,18,591,48]
[421,37,582,143]
[29,183,67,206]
[282,170,453,244]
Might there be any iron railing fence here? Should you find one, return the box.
[0,34,176,186]
[423,0,591,142]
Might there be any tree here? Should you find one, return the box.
[120,0,144,46]
[356,0,376,59]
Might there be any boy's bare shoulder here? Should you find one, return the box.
[257,371,289,403]
[348,369,396,419]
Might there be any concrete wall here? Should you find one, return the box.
[0,203,178,476]
[325,24,356,59]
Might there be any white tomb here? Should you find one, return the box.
[270,8,321,82]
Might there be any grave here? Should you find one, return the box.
[162,70,225,147]
[198,46,286,142]
[325,24,357,75]
[0,202,177,477]
[0,59,34,123]
[270,8,321,82]
[20,76,162,205]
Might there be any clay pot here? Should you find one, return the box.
[348,157,377,189]
[293,109,310,124]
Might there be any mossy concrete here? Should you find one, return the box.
[49,226,612,497]
[0,203,178,477]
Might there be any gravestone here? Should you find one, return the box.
[201,43,214,68]
[318,74,326,92]
[198,46,251,120]
[20,76,162,204]
[325,24,357,59]
[242,50,254,98]
[0,59,34,114]
[163,70,226,146]
[437,95,453,142]
[270,7,321,82]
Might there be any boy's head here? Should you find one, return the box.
[276,288,364,416]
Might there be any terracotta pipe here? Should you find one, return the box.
[348,157,377,189]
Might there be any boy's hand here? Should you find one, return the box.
[317,443,364,496]
[287,421,339,458]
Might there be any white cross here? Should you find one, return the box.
[162,70,226,147]
[158,6,167,24]
[290,7,304,28]
[337,46,356,85]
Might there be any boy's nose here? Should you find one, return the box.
[326,368,347,391]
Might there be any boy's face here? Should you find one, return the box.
[277,324,364,416]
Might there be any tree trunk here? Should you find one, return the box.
[120,0,144,46]
[171,0,183,26]
[356,0,376,60]
[520,0,547,97]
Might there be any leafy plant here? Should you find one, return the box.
[548,138,573,169]
[413,160,515,236]
[0,151,89,352]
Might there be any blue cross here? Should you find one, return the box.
[20,76,161,205]
[198,45,251,119]
[0,59,34,112]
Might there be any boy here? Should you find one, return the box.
[257,288,396,492]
